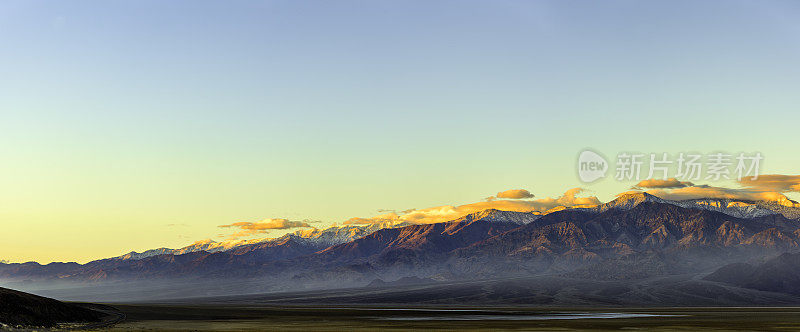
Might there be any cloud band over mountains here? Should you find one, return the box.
[218,175,800,240]
[345,187,599,226]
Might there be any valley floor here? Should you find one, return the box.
[103,305,800,331]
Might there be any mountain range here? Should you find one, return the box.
[3,192,800,303]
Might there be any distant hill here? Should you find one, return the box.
[704,252,800,295]
[0,287,104,328]
[112,222,405,261]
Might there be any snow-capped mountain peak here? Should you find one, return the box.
[597,192,666,211]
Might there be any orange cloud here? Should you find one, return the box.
[219,218,313,239]
[739,174,800,192]
[496,189,534,199]
[634,178,693,189]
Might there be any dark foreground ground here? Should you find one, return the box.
[0,286,123,329]
[105,305,800,331]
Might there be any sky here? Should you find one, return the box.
[1,0,799,263]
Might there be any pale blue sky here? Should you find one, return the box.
[1,0,799,262]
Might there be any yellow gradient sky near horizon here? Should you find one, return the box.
[1,0,800,263]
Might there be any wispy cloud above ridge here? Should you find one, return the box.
[625,174,800,206]
[219,218,314,239]
[739,174,800,192]
[345,188,600,225]
[634,178,694,189]
[634,186,789,202]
